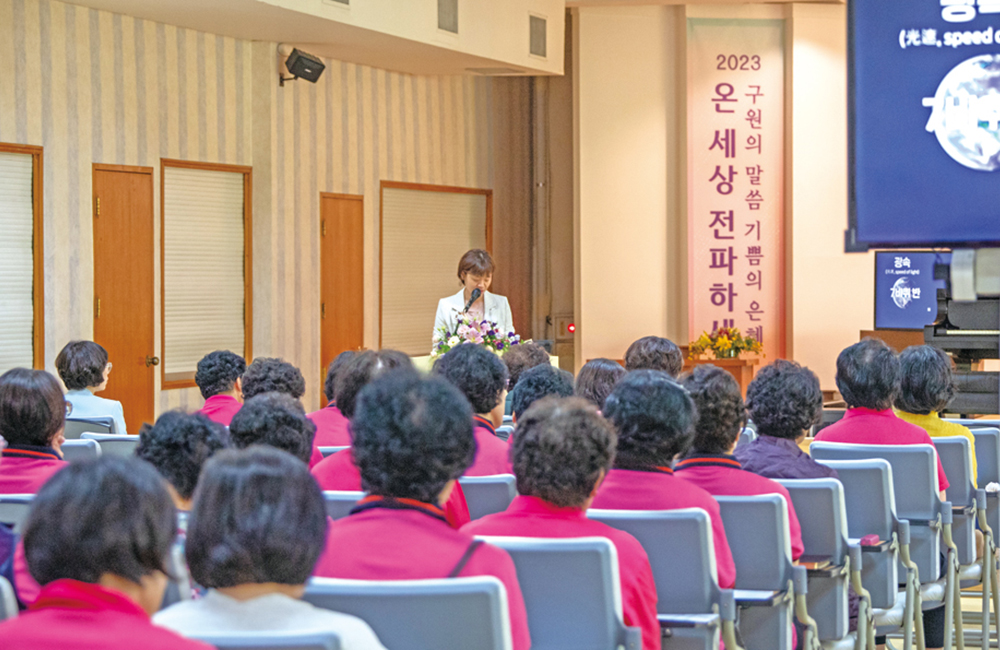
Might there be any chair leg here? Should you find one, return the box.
[943,521,964,650]
[903,540,926,650]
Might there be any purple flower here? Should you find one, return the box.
[496,341,506,350]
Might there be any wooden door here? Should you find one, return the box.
[320,193,364,406]
[93,165,155,433]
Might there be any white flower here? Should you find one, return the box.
[448,336,460,346]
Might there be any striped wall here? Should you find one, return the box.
[0,0,520,413]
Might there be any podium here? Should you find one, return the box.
[682,356,761,397]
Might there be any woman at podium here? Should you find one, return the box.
[434,249,514,340]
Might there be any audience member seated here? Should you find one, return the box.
[135,411,230,516]
[311,351,470,528]
[463,397,660,650]
[56,340,127,434]
[0,447,18,594]
[229,393,316,465]
[237,358,321,466]
[433,344,513,475]
[509,364,574,421]
[0,368,66,494]
[0,456,210,649]
[896,345,977,486]
[308,351,357,447]
[624,336,683,378]
[736,360,837,480]
[502,342,551,415]
[814,339,949,492]
[592,370,736,589]
[677,365,804,560]
[574,358,626,411]
[154,447,386,649]
[194,350,246,427]
[312,372,530,650]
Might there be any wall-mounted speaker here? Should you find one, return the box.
[285,48,325,84]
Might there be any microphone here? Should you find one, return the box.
[463,288,482,313]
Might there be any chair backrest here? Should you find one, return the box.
[318,446,349,459]
[189,631,342,650]
[814,459,897,542]
[934,436,975,507]
[63,416,115,438]
[972,428,1000,486]
[305,576,511,650]
[737,427,757,448]
[774,478,849,564]
[458,475,516,520]
[0,494,34,534]
[945,418,1000,429]
[0,575,17,622]
[80,432,139,459]
[588,508,719,615]
[495,425,514,442]
[322,491,365,520]
[60,438,102,463]
[810,442,940,522]
[480,536,636,650]
[716,494,793,591]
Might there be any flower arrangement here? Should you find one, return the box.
[688,327,763,360]
[431,312,527,360]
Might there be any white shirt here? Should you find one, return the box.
[433,289,515,344]
[64,389,127,435]
[154,590,386,650]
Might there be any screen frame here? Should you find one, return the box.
[873,249,951,331]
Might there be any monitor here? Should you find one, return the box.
[874,251,951,330]
[848,0,1000,249]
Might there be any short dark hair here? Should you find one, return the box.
[135,411,230,501]
[575,358,627,410]
[745,360,822,440]
[457,249,495,281]
[55,340,108,390]
[603,370,696,468]
[186,447,327,588]
[511,397,616,508]
[896,345,956,415]
[241,358,306,401]
[229,393,316,464]
[334,350,414,419]
[624,336,684,377]
[504,343,551,390]
[24,456,175,586]
[0,368,65,447]
[510,364,575,419]
[324,351,358,402]
[195,351,246,399]
[433,344,509,414]
[352,373,474,503]
[681,365,745,454]
[835,339,900,411]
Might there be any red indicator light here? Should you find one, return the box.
[567,323,576,333]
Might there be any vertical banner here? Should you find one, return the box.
[688,19,786,359]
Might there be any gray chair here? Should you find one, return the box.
[737,428,757,449]
[775,478,865,648]
[80,432,138,459]
[811,443,959,650]
[945,419,1000,429]
[971,428,1000,536]
[715,494,797,650]
[63,415,115,438]
[60,438,102,462]
[159,541,194,610]
[458,474,516,520]
[495,425,514,442]
[588,508,741,650]
[480,536,641,650]
[322,491,365,520]
[0,494,33,534]
[318,446,349,459]
[305,576,512,650]
[502,415,514,424]
[0,575,16,622]
[189,631,342,650]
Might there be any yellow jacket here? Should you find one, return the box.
[896,410,977,488]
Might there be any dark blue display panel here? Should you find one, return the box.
[849,1,1000,249]
[874,251,950,329]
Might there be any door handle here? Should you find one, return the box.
[145,356,160,367]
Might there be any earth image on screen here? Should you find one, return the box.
[891,277,914,309]
[922,54,1000,172]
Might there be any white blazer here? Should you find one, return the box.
[433,289,515,343]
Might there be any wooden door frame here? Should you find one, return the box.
[159,158,253,390]
[377,181,493,349]
[1,143,44,368]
